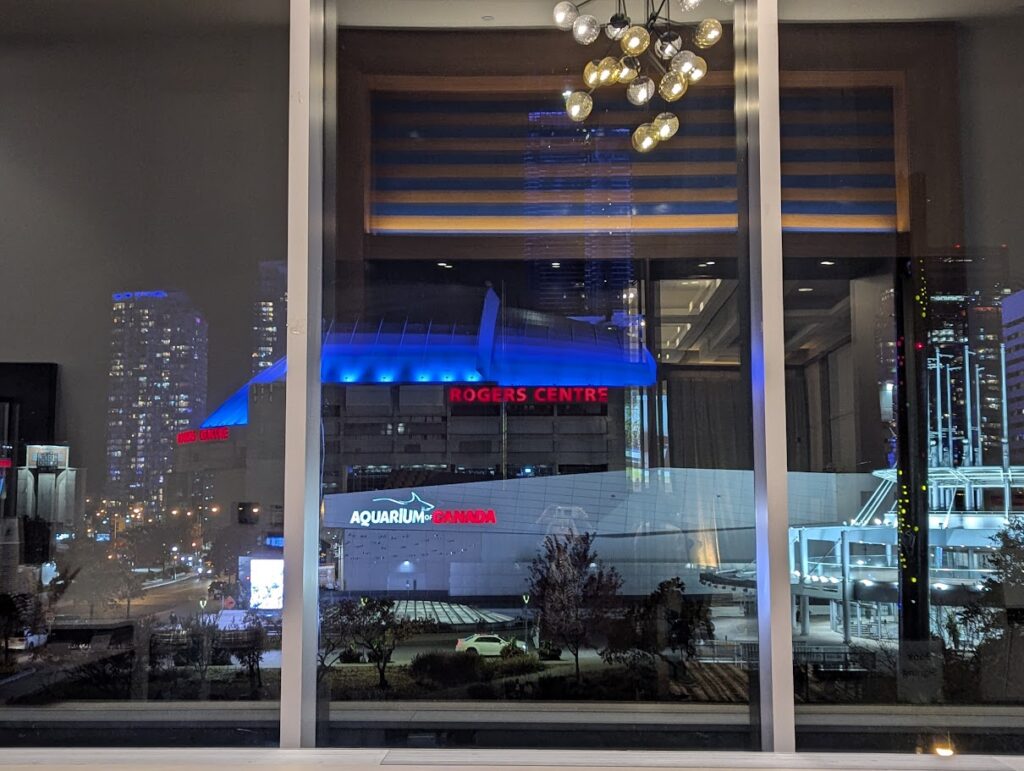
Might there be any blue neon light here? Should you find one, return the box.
[201,289,657,428]
[112,291,169,301]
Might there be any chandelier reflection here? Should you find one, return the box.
[556,0,725,152]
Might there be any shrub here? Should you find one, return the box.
[487,654,544,679]
[466,683,496,699]
[338,646,362,664]
[173,644,231,668]
[409,651,485,686]
[536,673,588,699]
[500,641,525,659]
[537,640,562,661]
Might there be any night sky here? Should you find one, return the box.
[0,28,289,494]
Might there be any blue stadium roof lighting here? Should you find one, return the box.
[202,289,656,428]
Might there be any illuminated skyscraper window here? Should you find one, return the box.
[103,291,207,515]
[251,261,287,375]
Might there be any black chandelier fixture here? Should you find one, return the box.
[554,0,726,152]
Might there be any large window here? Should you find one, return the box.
[0,9,288,745]
[780,1,1024,755]
[4,0,1024,758]
[314,4,760,749]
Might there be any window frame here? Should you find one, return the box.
[279,0,795,750]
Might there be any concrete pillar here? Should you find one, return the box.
[841,530,852,645]
[799,531,810,636]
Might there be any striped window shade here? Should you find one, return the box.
[369,81,901,236]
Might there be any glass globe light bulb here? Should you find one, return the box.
[632,123,660,153]
[618,56,640,83]
[626,76,656,106]
[671,51,707,82]
[605,13,630,40]
[654,31,683,60]
[659,71,688,102]
[688,54,708,82]
[620,25,651,55]
[565,91,593,122]
[652,112,680,140]
[695,18,723,48]
[670,50,697,75]
[597,56,621,85]
[572,14,601,45]
[678,0,703,11]
[553,1,579,30]
[583,59,602,88]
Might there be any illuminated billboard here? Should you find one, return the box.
[26,445,70,469]
[249,558,284,610]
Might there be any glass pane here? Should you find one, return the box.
[317,0,760,750]
[780,1,1024,756]
[0,6,287,745]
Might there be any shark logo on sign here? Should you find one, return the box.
[371,491,436,513]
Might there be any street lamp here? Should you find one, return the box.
[522,593,531,648]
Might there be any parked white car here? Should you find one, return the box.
[454,633,527,657]
[9,630,47,650]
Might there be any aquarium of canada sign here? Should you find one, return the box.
[349,491,497,527]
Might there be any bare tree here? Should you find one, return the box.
[318,600,354,683]
[130,615,156,701]
[601,577,714,695]
[182,613,220,699]
[529,531,622,682]
[114,567,147,619]
[57,539,146,619]
[333,598,432,689]
[230,610,267,695]
[959,518,1024,700]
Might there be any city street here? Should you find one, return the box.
[130,575,211,620]
[53,574,210,622]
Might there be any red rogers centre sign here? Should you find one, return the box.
[448,386,609,404]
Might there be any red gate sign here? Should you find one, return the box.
[177,427,230,445]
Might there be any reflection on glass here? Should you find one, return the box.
[319,8,748,748]
[0,19,287,744]
[779,0,1024,753]
[314,272,758,734]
